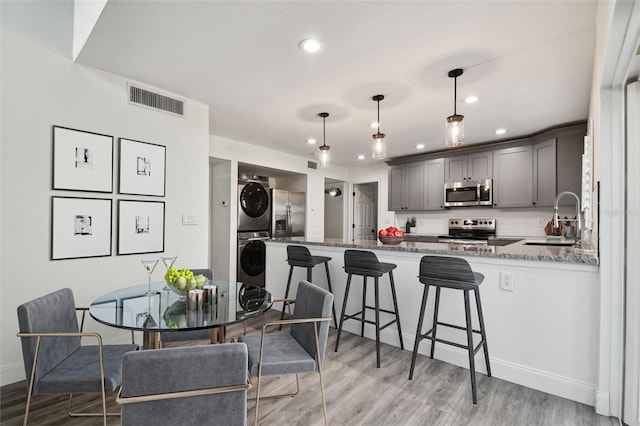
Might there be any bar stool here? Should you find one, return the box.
[408,256,491,404]
[281,245,337,327]
[334,249,404,368]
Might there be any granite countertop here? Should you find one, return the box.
[268,235,599,265]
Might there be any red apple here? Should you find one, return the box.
[378,229,388,236]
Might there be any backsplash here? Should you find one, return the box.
[395,207,583,237]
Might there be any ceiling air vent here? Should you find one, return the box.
[127,82,185,117]
[307,161,318,170]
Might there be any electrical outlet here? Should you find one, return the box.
[538,218,545,228]
[500,271,515,291]
[182,215,198,225]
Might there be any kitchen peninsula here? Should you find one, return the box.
[265,236,599,407]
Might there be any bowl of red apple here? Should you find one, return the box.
[378,227,405,245]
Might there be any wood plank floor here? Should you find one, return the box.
[1,310,618,425]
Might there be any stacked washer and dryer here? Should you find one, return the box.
[237,174,270,287]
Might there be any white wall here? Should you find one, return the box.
[1,12,210,385]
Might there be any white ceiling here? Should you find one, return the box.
[76,1,598,167]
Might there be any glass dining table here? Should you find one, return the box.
[89,280,272,349]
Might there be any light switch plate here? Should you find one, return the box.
[182,214,198,225]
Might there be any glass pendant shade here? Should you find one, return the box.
[372,133,386,159]
[446,68,465,147]
[446,114,464,147]
[319,145,331,168]
[371,94,387,159]
[318,112,330,168]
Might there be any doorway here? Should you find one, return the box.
[352,182,378,242]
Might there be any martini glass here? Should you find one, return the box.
[161,257,177,290]
[141,259,160,296]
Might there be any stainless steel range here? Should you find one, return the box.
[437,219,521,246]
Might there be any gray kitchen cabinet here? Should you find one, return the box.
[556,133,583,205]
[423,158,445,210]
[533,138,557,206]
[388,162,424,211]
[493,144,533,207]
[444,151,492,183]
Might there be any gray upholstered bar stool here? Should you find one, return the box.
[408,256,491,404]
[334,249,404,368]
[281,245,337,327]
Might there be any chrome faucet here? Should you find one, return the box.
[553,191,581,241]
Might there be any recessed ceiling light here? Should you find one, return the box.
[464,95,479,104]
[299,38,322,53]
[357,154,365,160]
[416,144,425,149]
[495,128,506,135]
[307,138,316,144]
[370,122,379,129]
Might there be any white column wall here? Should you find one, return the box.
[1,22,210,385]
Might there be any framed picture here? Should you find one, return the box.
[118,200,165,255]
[119,138,166,196]
[52,126,114,192]
[51,196,112,260]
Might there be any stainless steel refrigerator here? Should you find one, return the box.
[270,189,305,238]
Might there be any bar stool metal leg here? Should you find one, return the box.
[306,267,312,282]
[361,276,367,338]
[464,289,478,404]
[388,271,404,350]
[334,273,353,352]
[409,284,430,380]
[475,287,492,377]
[279,265,295,330]
[324,262,338,328]
[430,287,441,359]
[374,276,381,368]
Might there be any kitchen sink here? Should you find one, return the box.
[487,238,523,247]
[524,242,574,247]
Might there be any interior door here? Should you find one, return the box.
[353,183,377,241]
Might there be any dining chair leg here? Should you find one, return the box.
[314,323,329,426]
[409,284,430,380]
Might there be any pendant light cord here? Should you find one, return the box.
[453,75,457,116]
[377,99,381,135]
[322,115,326,147]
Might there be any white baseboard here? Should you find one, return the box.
[339,324,597,407]
[595,390,610,416]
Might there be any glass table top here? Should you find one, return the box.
[89,280,272,332]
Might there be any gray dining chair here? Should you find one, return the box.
[16,288,138,426]
[159,268,221,346]
[117,343,250,426]
[238,280,333,426]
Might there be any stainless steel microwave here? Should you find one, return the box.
[444,179,492,207]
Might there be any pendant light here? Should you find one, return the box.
[371,94,387,159]
[318,112,331,168]
[446,68,464,147]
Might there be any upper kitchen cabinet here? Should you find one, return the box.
[533,138,557,206]
[423,158,445,210]
[444,151,492,183]
[532,126,584,207]
[388,162,424,211]
[493,144,533,208]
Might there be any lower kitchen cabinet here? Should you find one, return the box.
[493,144,533,208]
